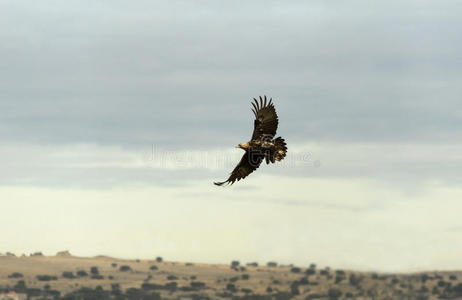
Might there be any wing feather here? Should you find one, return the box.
[214,150,263,186]
[251,95,279,140]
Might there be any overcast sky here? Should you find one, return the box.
[1,0,462,272]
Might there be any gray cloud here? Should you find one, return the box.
[1,0,462,149]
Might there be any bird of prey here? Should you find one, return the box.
[214,96,287,186]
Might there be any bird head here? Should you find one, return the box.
[236,142,250,150]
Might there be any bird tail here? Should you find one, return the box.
[273,137,287,162]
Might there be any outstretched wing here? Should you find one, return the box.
[251,96,279,140]
[214,150,264,186]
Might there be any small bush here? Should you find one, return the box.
[62,271,75,279]
[36,275,58,281]
[90,266,99,275]
[150,265,158,271]
[167,275,178,280]
[305,268,315,276]
[291,267,301,273]
[328,288,342,299]
[119,265,132,272]
[226,283,237,292]
[246,262,258,267]
[190,281,206,289]
[111,263,117,268]
[241,274,250,280]
[231,261,240,268]
[156,257,163,262]
[76,270,88,277]
[267,262,278,267]
[8,273,24,278]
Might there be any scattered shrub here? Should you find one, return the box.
[150,265,158,271]
[111,263,117,268]
[76,270,88,277]
[226,283,237,292]
[8,272,24,278]
[290,282,299,295]
[305,268,316,276]
[156,257,163,262]
[246,262,258,267]
[291,267,301,273]
[167,275,178,280]
[267,262,278,267]
[36,275,58,281]
[119,265,132,272]
[90,266,99,275]
[231,261,240,268]
[328,288,342,300]
[62,271,76,279]
[190,281,206,289]
[241,274,250,280]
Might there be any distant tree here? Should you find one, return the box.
[305,268,316,276]
[328,288,342,300]
[156,257,163,263]
[450,274,457,281]
[267,262,278,267]
[36,275,58,281]
[8,272,24,278]
[266,286,273,293]
[246,262,258,267]
[150,265,158,271]
[190,281,206,289]
[226,283,237,292]
[111,263,117,268]
[241,274,250,280]
[349,274,362,286]
[309,263,317,269]
[291,267,301,273]
[167,275,178,280]
[62,271,76,279]
[90,266,99,275]
[76,270,88,277]
[231,261,240,268]
[290,282,300,295]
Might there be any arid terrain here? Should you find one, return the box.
[1,252,462,300]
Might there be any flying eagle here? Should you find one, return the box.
[214,96,287,186]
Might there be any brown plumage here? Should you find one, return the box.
[214,96,287,186]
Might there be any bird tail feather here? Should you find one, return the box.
[273,137,287,162]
